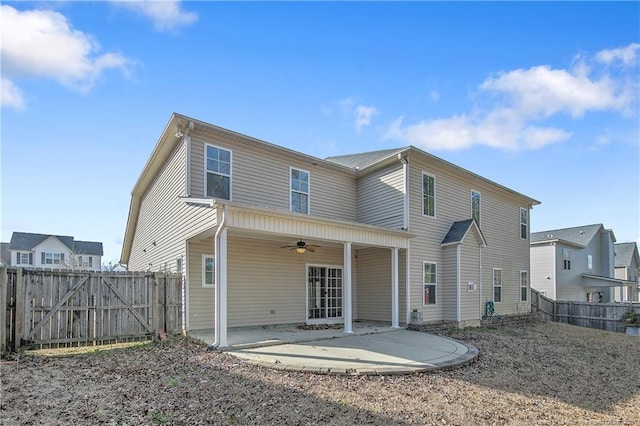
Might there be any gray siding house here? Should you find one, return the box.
[530,224,623,302]
[614,242,640,302]
[121,113,540,347]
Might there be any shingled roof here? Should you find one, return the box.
[615,242,639,268]
[441,219,487,247]
[9,232,103,255]
[325,148,406,170]
[530,224,605,247]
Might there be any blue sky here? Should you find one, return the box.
[1,1,639,266]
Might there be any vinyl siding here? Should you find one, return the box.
[190,132,357,222]
[406,152,532,321]
[357,163,405,229]
[459,240,482,324]
[128,140,217,272]
[530,244,556,299]
[356,247,393,322]
[187,236,349,330]
[441,246,457,322]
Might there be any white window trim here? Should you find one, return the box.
[587,254,593,271]
[202,254,215,288]
[289,166,310,214]
[422,172,436,218]
[520,270,528,302]
[204,143,232,200]
[471,190,481,226]
[422,261,437,306]
[520,207,528,240]
[493,268,502,304]
[18,252,31,265]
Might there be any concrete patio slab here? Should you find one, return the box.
[224,329,478,376]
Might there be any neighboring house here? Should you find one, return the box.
[530,224,622,302]
[9,232,103,271]
[121,113,540,347]
[614,242,640,302]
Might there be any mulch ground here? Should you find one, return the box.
[1,321,639,425]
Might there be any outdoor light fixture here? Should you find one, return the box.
[295,247,307,254]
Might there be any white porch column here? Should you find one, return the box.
[343,242,353,334]
[215,227,228,347]
[391,247,400,328]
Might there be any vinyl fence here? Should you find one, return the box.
[531,288,639,333]
[1,267,183,352]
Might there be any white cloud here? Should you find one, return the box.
[1,77,25,110]
[385,43,638,151]
[596,43,640,66]
[337,97,378,132]
[1,5,130,108]
[354,105,379,132]
[112,0,198,33]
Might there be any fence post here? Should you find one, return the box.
[152,274,161,337]
[0,267,7,353]
[14,268,25,350]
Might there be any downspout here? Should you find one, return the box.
[457,244,461,325]
[213,204,227,347]
[479,245,483,321]
[398,153,410,325]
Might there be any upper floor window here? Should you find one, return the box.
[203,255,214,287]
[422,173,436,217]
[205,144,231,200]
[423,262,437,305]
[43,252,64,265]
[587,254,593,271]
[290,168,309,214]
[493,268,502,303]
[520,208,528,239]
[17,252,33,265]
[562,248,571,270]
[176,257,183,273]
[471,191,481,225]
[78,256,93,268]
[520,270,528,302]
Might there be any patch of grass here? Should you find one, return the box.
[152,411,168,424]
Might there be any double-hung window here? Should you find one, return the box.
[17,252,32,265]
[290,168,309,214]
[422,173,436,217]
[471,191,481,225]
[493,268,502,303]
[520,270,528,302]
[43,252,63,265]
[79,256,93,268]
[423,262,437,305]
[563,248,571,270]
[205,144,231,199]
[203,255,214,288]
[520,208,528,239]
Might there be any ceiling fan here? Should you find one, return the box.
[280,240,320,254]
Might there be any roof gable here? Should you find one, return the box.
[615,242,639,268]
[530,224,604,247]
[325,148,407,170]
[441,219,487,247]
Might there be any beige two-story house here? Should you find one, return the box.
[121,113,539,347]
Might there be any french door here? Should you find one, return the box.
[307,266,343,322]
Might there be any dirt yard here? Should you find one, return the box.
[1,322,639,425]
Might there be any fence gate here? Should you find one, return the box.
[1,268,183,351]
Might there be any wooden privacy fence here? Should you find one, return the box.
[531,288,640,333]
[1,267,183,352]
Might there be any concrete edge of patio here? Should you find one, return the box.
[241,339,479,376]
[217,329,480,376]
